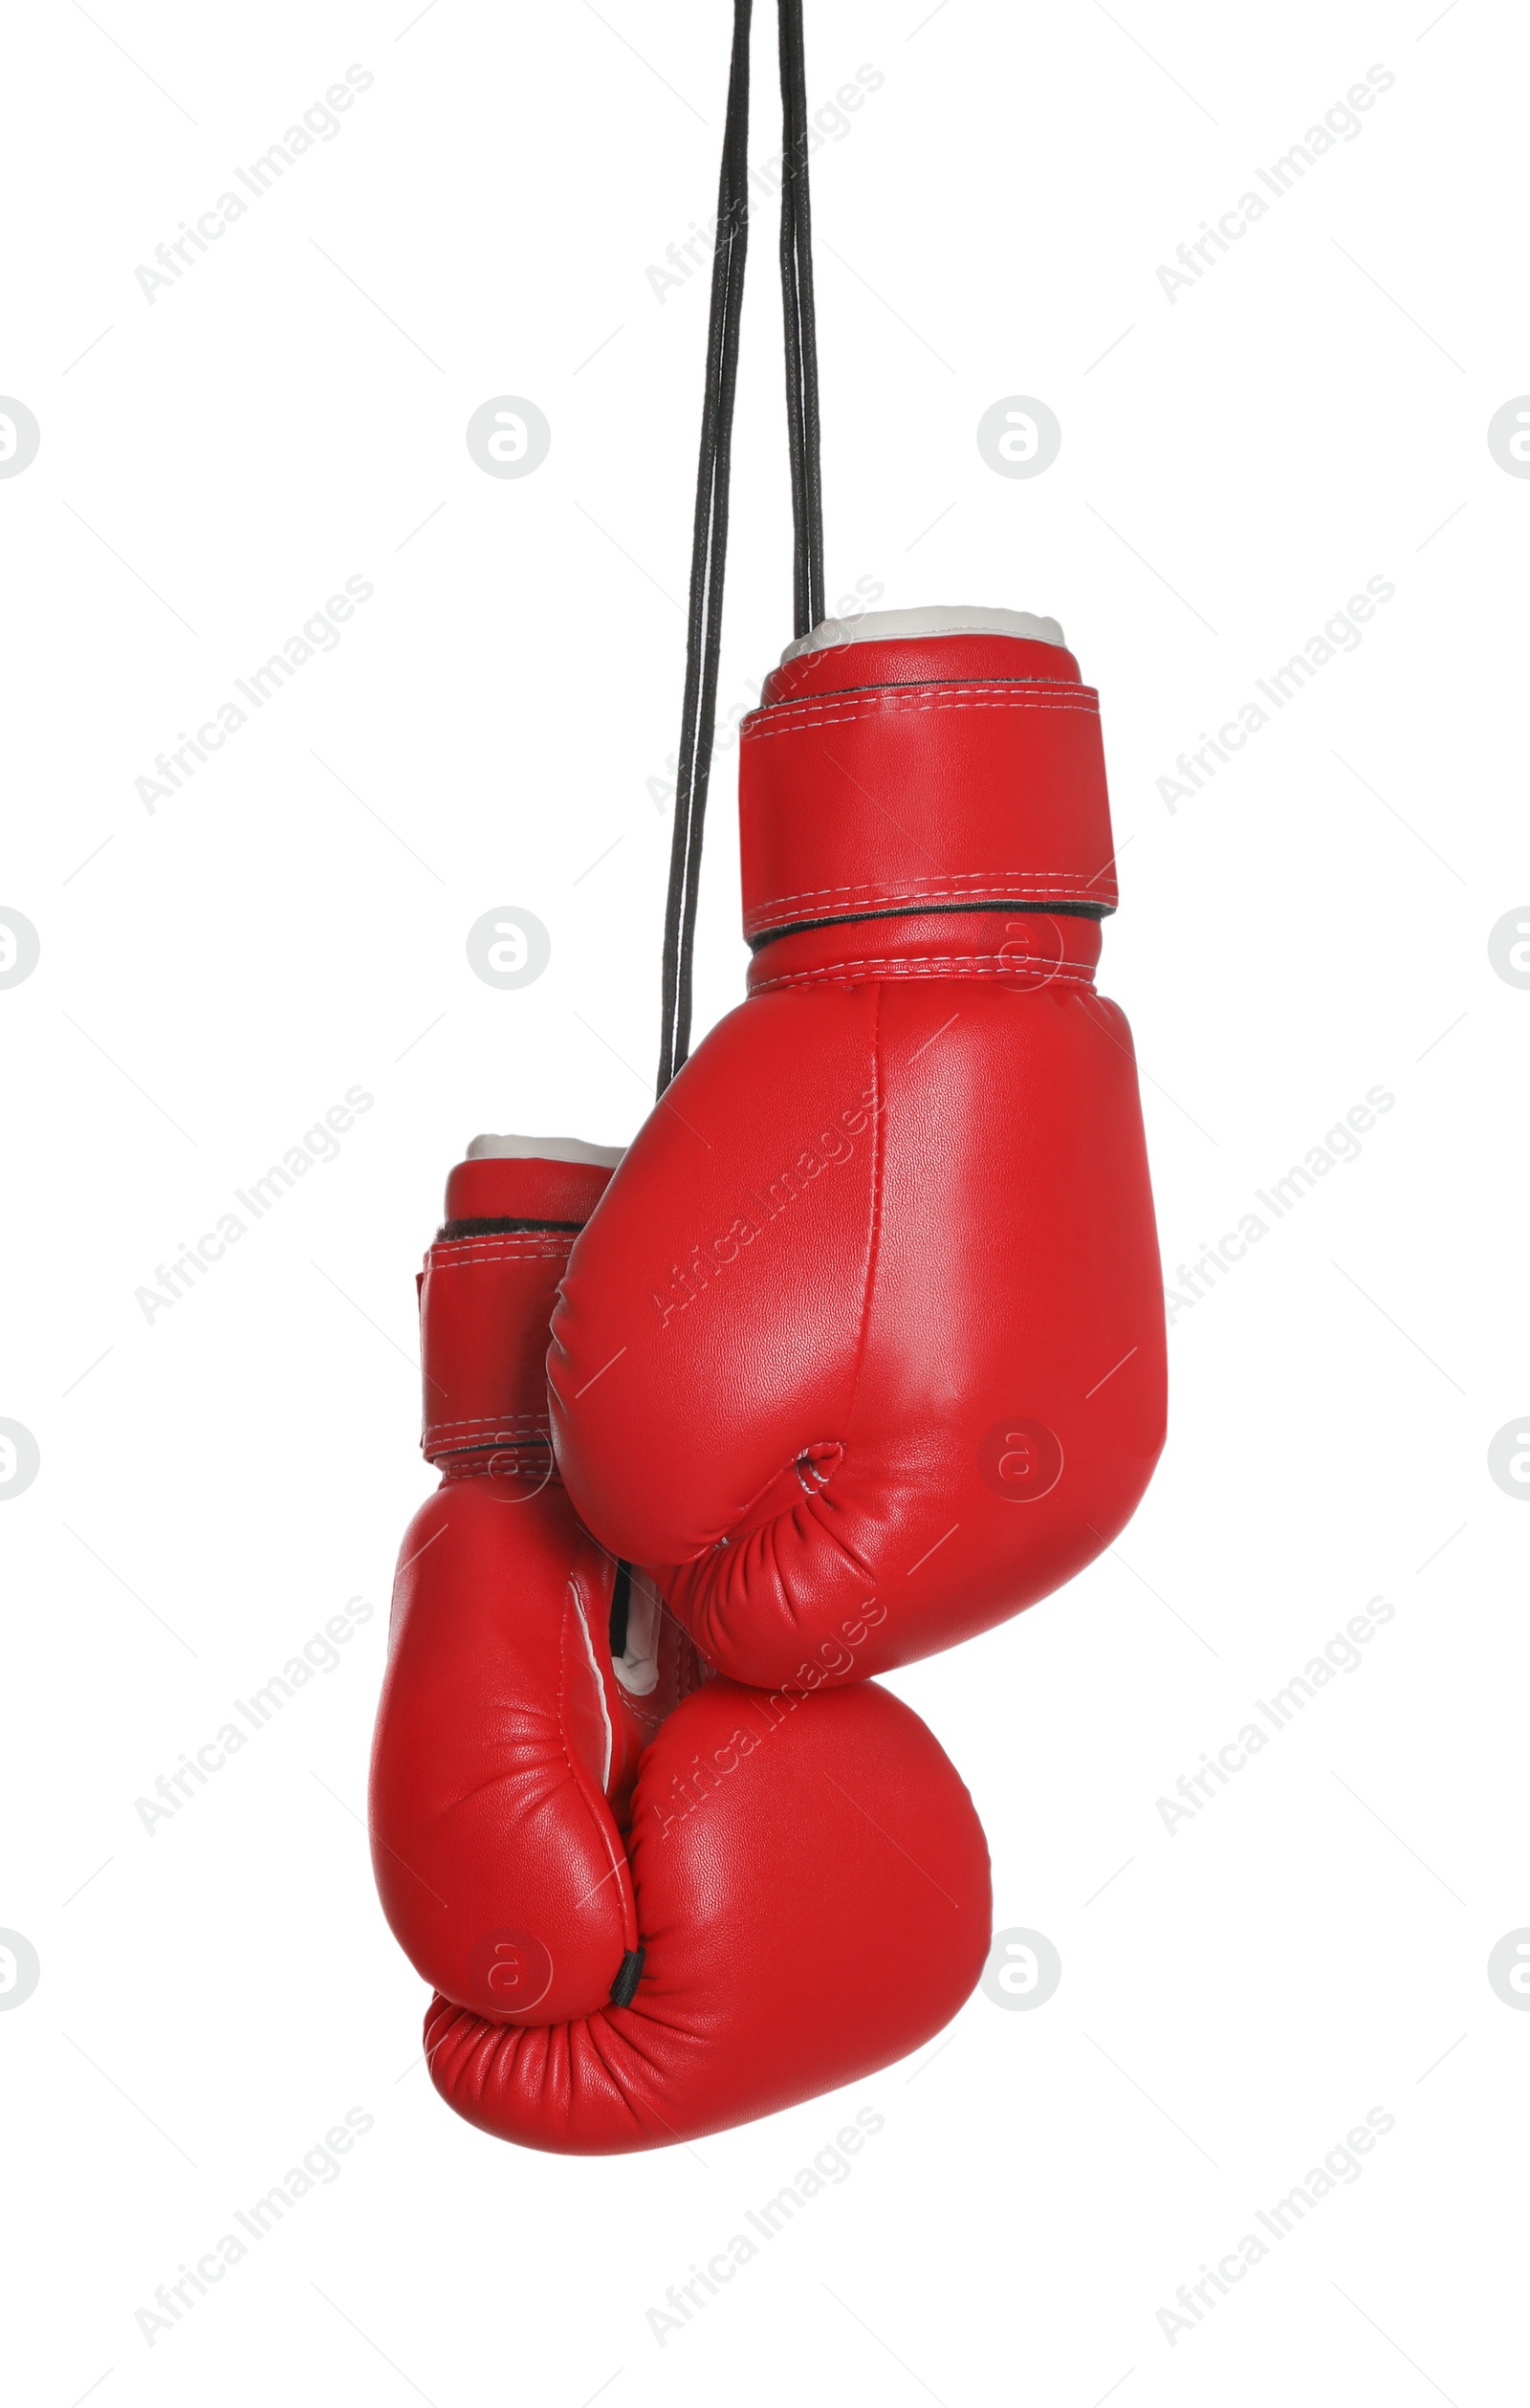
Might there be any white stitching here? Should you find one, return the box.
[437,1453,557,1481]
[427,1238,572,1255]
[743,685,1100,741]
[753,872,1108,907]
[750,952,1098,991]
[426,1238,573,1270]
[746,872,1115,930]
[425,1412,551,1434]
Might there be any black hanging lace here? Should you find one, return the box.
[656,0,824,1097]
[778,0,826,642]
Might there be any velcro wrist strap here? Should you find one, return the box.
[738,676,1118,946]
[419,1231,573,1464]
[420,1149,614,1465]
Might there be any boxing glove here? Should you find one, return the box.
[369,1136,992,2155]
[551,608,1167,1692]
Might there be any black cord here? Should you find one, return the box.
[656,0,823,1096]
[656,0,752,1098]
[778,0,825,639]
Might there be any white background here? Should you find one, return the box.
[2,1,1525,2401]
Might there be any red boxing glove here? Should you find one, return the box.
[551,611,1168,1691]
[369,1138,992,2155]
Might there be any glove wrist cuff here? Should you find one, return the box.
[743,907,1104,994]
[420,1151,614,1467]
[739,632,1118,952]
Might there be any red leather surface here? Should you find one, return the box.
[444,1154,614,1228]
[423,1671,991,2155]
[371,1151,991,2153]
[550,630,1166,1689]
[740,657,1117,944]
[371,1478,677,2022]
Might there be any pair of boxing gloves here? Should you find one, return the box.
[370,608,1168,2153]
